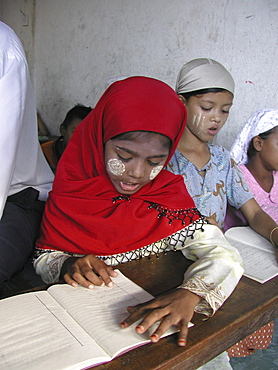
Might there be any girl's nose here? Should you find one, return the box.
[211,110,221,123]
[128,161,145,178]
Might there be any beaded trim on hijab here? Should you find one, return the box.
[148,203,202,225]
[112,196,202,226]
[34,217,207,265]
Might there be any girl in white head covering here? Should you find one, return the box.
[168,58,278,242]
[227,109,278,226]
[167,59,277,358]
[231,108,278,165]
[226,109,278,356]
[168,58,244,230]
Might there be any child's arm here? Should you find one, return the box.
[122,223,243,346]
[179,223,243,315]
[240,198,278,248]
[34,250,117,285]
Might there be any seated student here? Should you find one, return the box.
[226,109,278,228]
[41,104,92,173]
[225,109,278,358]
[0,22,53,293]
[34,77,243,365]
[167,58,278,246]
[166,58,277,358]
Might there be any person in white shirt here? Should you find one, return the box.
[0,21,53,289]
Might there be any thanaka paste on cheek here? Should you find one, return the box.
[107,158,125,176]
[149,165,163,180]
[192,113,205,135]
[193,113,205,127]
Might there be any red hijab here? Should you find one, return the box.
[36,77,200,255]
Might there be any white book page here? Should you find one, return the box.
[48,270,178,358]
[0,291,110,370]
[225,227,278,283]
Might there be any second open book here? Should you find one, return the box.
[0,270,192,370]
[225,226,278,283]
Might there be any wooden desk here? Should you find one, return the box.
[91,251,278,370]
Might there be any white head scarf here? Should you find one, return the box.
[175,58,235,95]
[230,109,278,165]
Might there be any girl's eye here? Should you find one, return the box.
[118,154,131,162]
[222,110,230,114]
[148,160,160,166]
[201,106,211,111]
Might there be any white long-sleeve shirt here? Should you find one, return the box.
[0,22,53,219]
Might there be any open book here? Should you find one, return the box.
[225,226,278,283]
[0,270,186,370]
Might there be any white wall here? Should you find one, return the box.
[1,0,278,149]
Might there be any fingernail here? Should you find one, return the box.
[150,334,159,342]
[71,282,78,287]
[88,284,94,289]
[120,322,127,328]
[107,281,113,287]
[136,325,144,333]
[178,339,186,346]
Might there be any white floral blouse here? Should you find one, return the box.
[167,145,253,229]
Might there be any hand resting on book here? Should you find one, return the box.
[61,254,201,347]
[121,288,201,347]
[61,254,118,288]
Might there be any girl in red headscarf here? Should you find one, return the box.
[34,77,243,346]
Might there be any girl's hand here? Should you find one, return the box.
[61,255,117,288]
[121,288,202,346]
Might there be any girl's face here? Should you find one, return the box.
[184,91,233,142]
[61,118,83,147]
[258,128,278,171]
[104,133,170,195]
